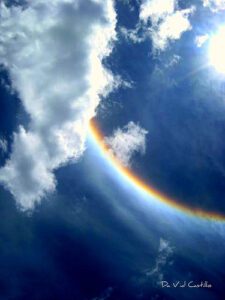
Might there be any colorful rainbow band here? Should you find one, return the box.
[90,119,225,222]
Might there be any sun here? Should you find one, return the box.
[209,26,225,74]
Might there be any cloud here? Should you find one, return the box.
[202,0,225,11]
[0,0,116,211]
[140,0,175,23]
[0,138,7,154]
[145,238,174,284]
[195,34,209,47]
[165,54,180,68]
[120,26,146,44]
[139,0,195,51]
[104,122,148,167]
[119,21,152,45]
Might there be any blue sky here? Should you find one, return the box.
[96,0,225,215]
[1,0,225,299]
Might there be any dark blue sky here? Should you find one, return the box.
[97,0,225,215]
[1,0,225,299]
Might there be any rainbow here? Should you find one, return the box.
[89,119,225,222]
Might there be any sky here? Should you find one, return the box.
[1,0,225,299]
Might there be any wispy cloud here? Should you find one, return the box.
[120,25,147,44]
[92,287,114,300]
[0,0,117,211]
[104,122,148,167]
[145,238,174,284]
[0,138,7,154]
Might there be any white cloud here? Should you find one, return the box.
[140,0,195,51]
[0,0,117,211]
[140,0,175,23]
[195,34,209,47]
[202,0,225,11]
[152,8,194,51]
[104,122,148,167]
[0,138,7,154]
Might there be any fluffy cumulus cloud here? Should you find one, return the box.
[140,0,195,51]
[104,122,148,167]
[0,0,116,210]
[203,0,225,11]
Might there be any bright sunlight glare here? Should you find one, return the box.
[209,26,225,74]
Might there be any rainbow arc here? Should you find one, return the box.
[90,119,225,222]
